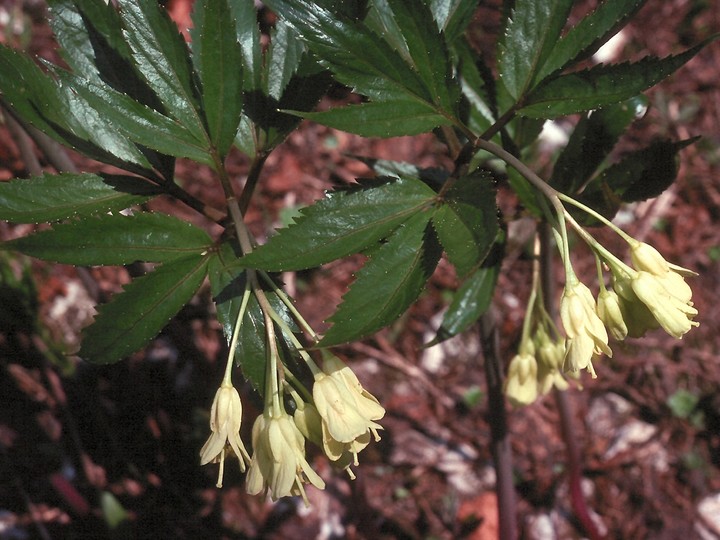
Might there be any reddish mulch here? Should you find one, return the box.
[1,1,719,539]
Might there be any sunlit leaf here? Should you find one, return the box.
[498,0,573,102]
[5,213,212,265]
[240,176,438,271]
[117,0,205,141]
[0,173,159,223]
[263,0,436,103]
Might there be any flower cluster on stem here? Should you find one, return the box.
[481,136,700,405]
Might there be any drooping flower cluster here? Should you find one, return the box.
[504,198,699,407]
[199,349,385,504]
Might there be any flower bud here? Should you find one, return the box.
[504,353,538,406]
[630,241,670,276]
[597,288,628,341]
[611,272,659,338]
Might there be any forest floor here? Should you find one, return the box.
[1,0,720,539]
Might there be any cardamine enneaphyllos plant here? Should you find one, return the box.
[0,0,710,527]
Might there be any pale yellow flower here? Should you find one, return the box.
[560,280,611,376]
[535,333,569,394]
[246,411,325,504]
[292,398,323,447]
[611,272,659,338]
[504,353,538,406]
[597,288,628,341]
[619,241,699,338]
[630,241,671,275]
[199,383,251,487]
[312,355,384,466]
[631,271,698,338]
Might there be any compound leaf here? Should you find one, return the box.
[432,171,498,277]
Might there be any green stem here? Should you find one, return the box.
[223,282,252,386]
[259,271,319,342]
[557,193,634,244]
[239,152,269,215]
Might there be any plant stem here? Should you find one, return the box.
[239,152,269,215]
[479,310,517,540]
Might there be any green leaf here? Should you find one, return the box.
[0,46,95,148]
[385,0,458,112]
[235,10,332,155]
[432,171,498,277]
[48,0,104,81]
[48,0,178,178]
[430,0,479,45]
[263,0,435,103]
[266,18,304,101]
[536,0,646,82]
[63,73,214,165]
[117,0,205,141]
[667,389,700,419]
[191,0,244,157]
[296,99,452,137]
[0,173,159,223]
[230,0,262,92]
[575,137,697,223]
[5,212,212,265]
[600,138,697,202]
[359,158,449,191]
[79,253,209,364]
[551,96,648,193]
[47,67,155,169]
[498,0,573,101]
[455,38,496,134]
[240,176,438,271]
[507,167,542,216]
[433,260,501,343]
[320,213,441,347]
[520,41,712,118]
